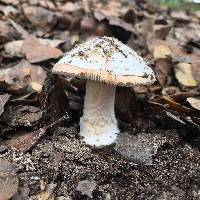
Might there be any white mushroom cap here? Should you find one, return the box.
[53,36,156,86]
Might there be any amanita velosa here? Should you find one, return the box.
[53,36,156,147]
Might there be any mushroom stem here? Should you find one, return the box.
[80,80,119,147]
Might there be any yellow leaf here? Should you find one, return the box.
[175,63,197,87]
[153,45,171,59]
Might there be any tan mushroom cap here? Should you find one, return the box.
[53,36,156,86]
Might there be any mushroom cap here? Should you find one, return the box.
[53,36,156,86]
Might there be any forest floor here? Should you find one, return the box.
[0,0,200,199]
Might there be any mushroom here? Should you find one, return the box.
[53,36,156,147]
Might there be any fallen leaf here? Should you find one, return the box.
[37,183,57,200]
[187,97,200,110]
[9,19,29,39]
[21,37,63,63]
[192,59,200,83]
[95,1,122,18]
[80,16,97,33]
[152,96,194,115]
[175,63,198,87]
[171,10,190,22]
[22,5,56,28]
[115,132,178,165]
[154,24,171,40]
[58,1,82,12]
[2,105,43,127]
[0,158,19,200]
[174,26,200,43]
[4,38,63,58]
[0,20,13,44]
[3,127,47,153]
[108,16,135,33]
[4,40,24,57]
[0,5,19,16]
[153,44,171,59]
[161,86,180,96]
[76,180,97,198]
[0,59,47,94]
[0,0,19,5]
[154,58,171,86]
[0,94,10,116]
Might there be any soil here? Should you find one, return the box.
[1,112,199,200]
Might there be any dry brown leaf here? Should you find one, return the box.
[171,10,190,22]
[0,60,46,94]
[0,5,18,16]
[22,4,56,28]
[175,63,198,87]
[3,128,47,153]
[0,0,19,5]
[4,38,63,58]
[58,1,82,12]
[153,96,192,114]
[21,37,63,63]
[2,105,43,127]
[81,16,97,33]
[174,26,200,43]
[154,58,171,86]
[192,63,200,83]
[154,24,171,40]
[9,19,29,39]
[0,94,10,116]
[0,158,19,200]
[95,1,122,18]
[187,97,200,110]
[0,20,13,44]
[4,40,24,57]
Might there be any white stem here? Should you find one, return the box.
[80,80,119,147]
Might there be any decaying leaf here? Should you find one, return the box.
[37,183,57,200]
[0,20,13,44]
[115,132,178,165]
[0,59,46,94]
[154,58,171,86]
[0,158,19,200]
[0,94,10,116]
[22,4,56,28]
[171,10,190,22]
[9,19,29,39]
[175,63,198,87]
[187,97,200,110]
[2,105,43,127]
[161,86,180,96]
[76,180,97,198]
[21,37,63,63]
[4,40,24,57]
[3,128,47,153]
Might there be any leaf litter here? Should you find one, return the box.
[0,0,200,199]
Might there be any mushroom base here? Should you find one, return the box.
[80,80,119,147]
